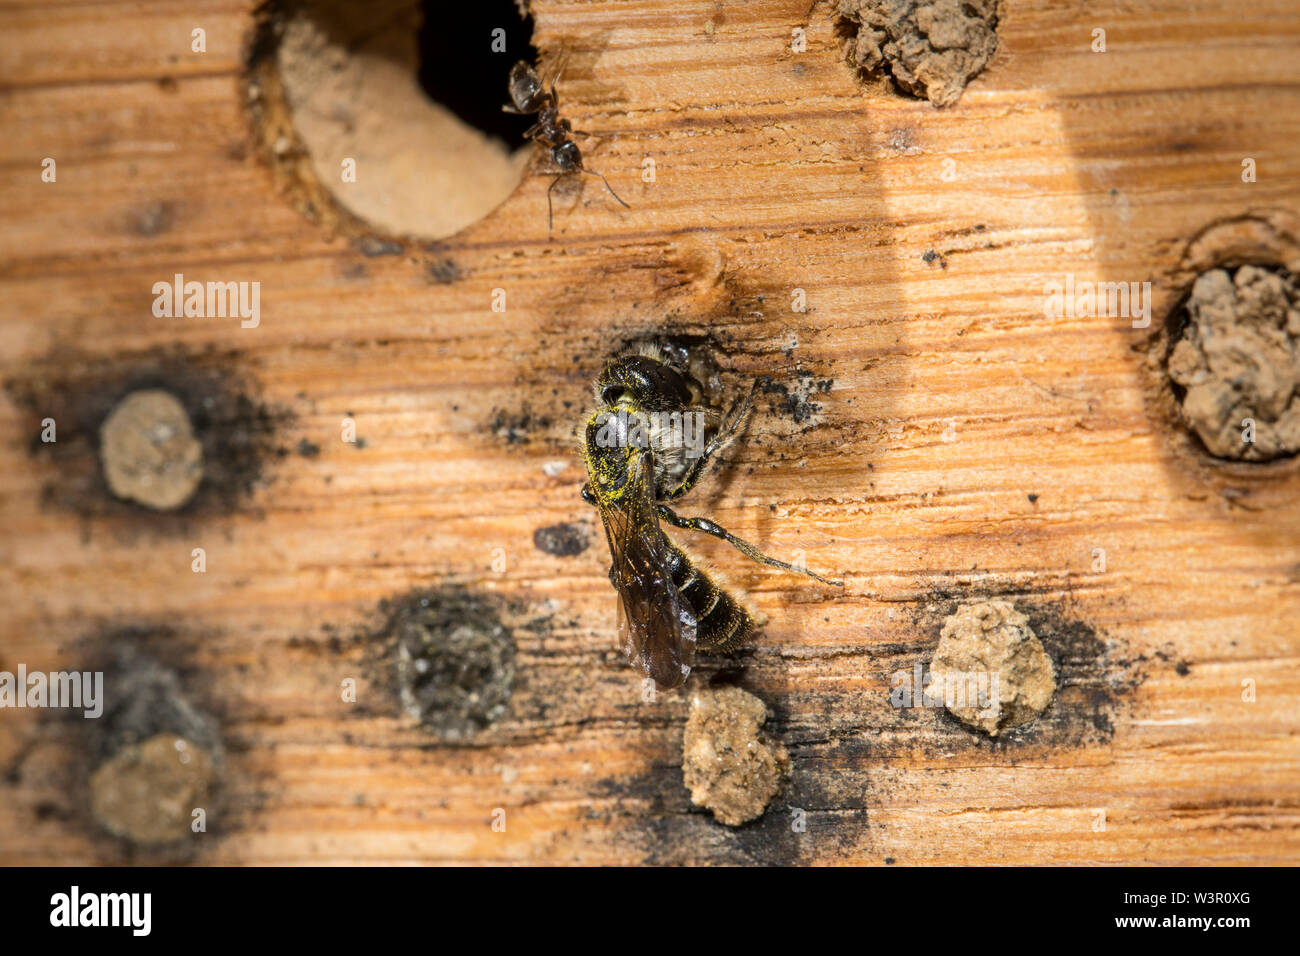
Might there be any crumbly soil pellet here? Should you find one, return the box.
[681,685,789,826]
[1167,265,1300,461]
[98,388,204,509]
[931,600,1056,736]
[837,0,1000,107]
[89,733,214,846]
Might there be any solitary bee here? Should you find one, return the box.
[504,58,629,230]
[582,346,841,689]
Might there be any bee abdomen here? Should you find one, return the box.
[665,543,753,653]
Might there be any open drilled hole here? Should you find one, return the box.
[247,0,536,241]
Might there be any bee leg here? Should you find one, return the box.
[661,383,757,501]
[655,504,843,587]
[581,483,598,506]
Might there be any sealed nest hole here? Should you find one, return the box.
[245,0,536,240]
[84,642,223,851]
[835,0,1000,107]
[1165,262,1300,462]
[5,350,289,523]
[379,589,518,740]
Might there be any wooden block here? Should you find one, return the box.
[0,0,1297,865]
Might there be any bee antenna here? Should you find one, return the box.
[582,169,630,209]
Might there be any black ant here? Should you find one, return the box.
[504,58,629,230]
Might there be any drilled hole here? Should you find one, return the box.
[247,0,535,240]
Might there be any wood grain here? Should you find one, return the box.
[0,0,1297,865]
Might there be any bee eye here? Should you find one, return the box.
[601,386,623,404]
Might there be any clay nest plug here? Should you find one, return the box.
[1168,264,1300,462]
[681,684,790,826]
[929,599,1057,737]
[837,0,1000,108]
[88,651,222,849]
[99,388,205,511]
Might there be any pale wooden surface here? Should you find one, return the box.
[0,0,1298,864]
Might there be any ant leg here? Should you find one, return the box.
[661,383,755,501]
[655,503,843,587]
[581,169,630,209]
[546,175,562,231]
[558,119,591,139]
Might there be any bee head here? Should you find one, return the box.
[596,355,693,411]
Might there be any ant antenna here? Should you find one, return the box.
[582,168,630,209]
[546,171,629,232]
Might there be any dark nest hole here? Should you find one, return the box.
[417,0,537,149]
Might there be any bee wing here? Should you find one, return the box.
[596,452,698,689]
